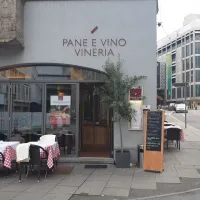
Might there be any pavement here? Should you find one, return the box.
[1,110,200,199]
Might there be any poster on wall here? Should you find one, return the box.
[129,88,142,100]
[129,87,143,130]
[49,95,71,128]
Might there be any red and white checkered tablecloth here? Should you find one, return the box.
[180,129,184,141]
[40,143,60,169]
[0,142,19,169]
[2,146,17,169]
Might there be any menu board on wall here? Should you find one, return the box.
[143,111,164,173]
[129,101,143,130]
[146,111,162,151]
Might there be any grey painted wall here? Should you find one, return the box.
[0,0,157,162]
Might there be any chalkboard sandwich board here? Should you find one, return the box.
[143,111,164,173]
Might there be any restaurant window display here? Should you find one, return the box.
[0,64,109,158]
[0,84,9,141]
[11,83,43,143]
[45,84,77,157]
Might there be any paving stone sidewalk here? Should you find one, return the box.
[1,114,200,199]
[2,150,200,200]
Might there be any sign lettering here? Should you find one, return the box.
[63,38,126,57]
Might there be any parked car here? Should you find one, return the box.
[175,104,188,113]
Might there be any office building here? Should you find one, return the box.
[157,14,200,108]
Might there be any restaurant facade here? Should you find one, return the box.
[0,0,158,162]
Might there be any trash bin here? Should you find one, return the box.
[137,144,144,168]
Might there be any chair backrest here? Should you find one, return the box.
[0,152,5,164]
[39,135,56,143]
[29,145,48,165]
[166,128,181,140]
[30,133,41,142]
[164,123,175,127]
[0,133,7,141]
[58,134,67,146]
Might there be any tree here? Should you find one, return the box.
[98,57,146,153]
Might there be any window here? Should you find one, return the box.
[186,36,190,44]
[167,45,171,52]
[172,53,176,62]
[186,58,190,70]
[172,88,176,99]
[182,60,185,71]
[177,40,181,48]
[177,87,181,98]
[182,38,185,45]
[182,72,185,82]
[172,77,176,84]
[186,71,190,82]
[191,43,193,55]
[195,32,200,40]
[191,70,194,82]
[191,85,193,97]
[182,47,185,58]
[195,42,200,54]
[172,42,176,50]
[196,70,200,82]
[191,57,194,68]
[163,48,166,54]
[191,33,193,41]
[172,65,176,74]
[186,45,190,57]
[196,85,200,96]
[186,86,190,97]
[195,56,200,68]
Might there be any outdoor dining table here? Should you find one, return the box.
[0,141,20,169]
[28,141,60,169]
[164,125,184,141]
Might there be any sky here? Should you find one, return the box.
[157,0,200,41]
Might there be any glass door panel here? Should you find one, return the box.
[11,83,43,142]
[0,83,9,140]
[45,84,77,157]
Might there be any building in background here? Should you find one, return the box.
[157,62,166,106]
[157,14,200,108]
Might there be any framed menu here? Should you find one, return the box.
[143,111,164,173]
[129,100,143,130]
[129,87,143,130]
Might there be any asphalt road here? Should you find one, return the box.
[149,189,200,200]
[171,110,200,130]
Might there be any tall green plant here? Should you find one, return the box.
[98,57,146,153]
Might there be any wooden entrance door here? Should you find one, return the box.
[80,84,111,156]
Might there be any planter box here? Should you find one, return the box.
[115,150,130,168]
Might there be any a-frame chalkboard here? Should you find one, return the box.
[143,111,164,173]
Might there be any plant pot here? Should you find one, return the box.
[115,150,130,168]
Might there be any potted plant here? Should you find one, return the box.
[98,57,146,168]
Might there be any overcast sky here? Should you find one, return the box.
[157,0,200,41]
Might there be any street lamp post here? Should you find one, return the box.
[173,82,189,128]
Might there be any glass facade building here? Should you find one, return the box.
[157,17,200,108]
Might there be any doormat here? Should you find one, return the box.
[54,166,74,174]
[84,164,107,169]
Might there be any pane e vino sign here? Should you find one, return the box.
[63,38,127,57]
